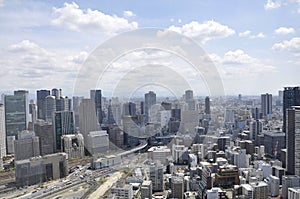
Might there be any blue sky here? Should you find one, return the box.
[0,0,299,97]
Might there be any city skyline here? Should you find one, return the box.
[0,0,299,96]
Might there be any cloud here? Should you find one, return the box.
[52,2,138,33]
[167,20,235,43]
[123,10,136,18]
[264,0,281,10]
[239,30,251,37]
[0,0,5,7]
[209,49,275,78]
[67,51,89,64]
[275,27,295,35]
[272,37,300,51]
[250,32,265,39]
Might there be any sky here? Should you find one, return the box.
[0,0,299,98]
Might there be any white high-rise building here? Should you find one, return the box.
[86,131,109,155]
[269,175,279,197]
[0,103,6,159]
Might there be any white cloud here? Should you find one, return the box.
[52,2,138,33]
[123,10,136,18]
[0,0,5,7]
[250,32,265,39]
[264,0,281,10]
[239,30,251,37]
[275,27,295,35]
[209,49,275,78]
[272,37,300,51]
[167,20,235,43]
[67,51,89,64]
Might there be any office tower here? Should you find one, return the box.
[148,146,171,165]
[161,102,172,110]
[171,108,181,121]
[123,102,136,116]
[0,104,6,158]
[145,91,156,122]
[263,131,285,159]
[111,103,122,126]
[90,89,103,125]
[14,130,40,161]
[171,176,184,199]
[108,126,124,149]
[36,89,50,120]
[286,106,300,175]
[261,93,272,119]
[72,96,83,128]
[269,175,280,197]
[45,95,56,123]
[61,133,84,159]
[149,161,164,192]
[238,94,242,101]
[205,96,210,115]
[110,183,133,199]
[51,88,62,99]
[249,119,263,144]
[15,152,68,187]
[79,99,98,144]
[4,91,29,154]
[53,111,75,151]
[282,175,300,199]
[140,101,144,114]
[250,181,268,199]
[185,90,193,102]
[86,131,109,155]
[56,96,69,112]
[34,120,54,155]
[283,87,300,132]
[123,116,140,147]
[29,100,37,124]
[141,180,152,199]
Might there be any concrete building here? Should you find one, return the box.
[214,164,240,189]
[91,155,121,170]
[269,175,279,197]
[45,95,56,123]
[34,120,54,155]
[171,176,184,199]
[282,175,300,199]
[61,133,84,159]
[288,187,300,199]
[90,89,103,125]
[141,180,152,199]
[110,183,133,199]
[241,184,253,199]
[150,161,164,192]
[37,90,50,120]
[79,98,99,145]
[145,91,156,122]
[14,130,40,161]
[86,130,109,155]
[263,130,285,159]
[205,96,210,115]
[15,153,68,187]
[261,93,272,119]
[0,103,6,159]
[108,126,124,149]
[148,146,171,165]
[283,87,300,133]
[250,181,268,199]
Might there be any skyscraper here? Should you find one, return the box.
[123,102,136,116]
[283,87,300,133]
[286,106,300,175]
[90,90,103,125]
[51,88,62,99]
[149,161,164,192]
[37,90,50,120]
[79,99,99,145]
[34,120,54,155]
[0,104,6,158]
[45,95,56,123]
[145,91,156,122]
[205,96,211,115]
[261,93,272,119]
[4,91,29,154]
[53,111,75,151]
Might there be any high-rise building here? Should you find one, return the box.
[123,102,136,116]
[282,175,300,199]
[90,90,103,125]
[14,130,40,161]
[72,96,83,128]
[171,176,184,199]
[34,120,54,155]
[15,152,68,187]
[288,187,300,199]
[145,91,156,122]
[36,90,50,120]
[79,99,99,145]
[86,131,109,155]
[45,95,56,123]
[185,90,193,102]
[261,93,272,119]
[0,104,6,158]
[61,133,84,159]
[286,106,300,175]
[53,111,75,151]
[55,96,69,112]
[141,180,152,199]
[283,87,300,133]
[51,88,62,99]
[108,126,124,149]
[205,96,210,115]
[149,161,164,192]
[4,91,29,154]
[269,175,280,197]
